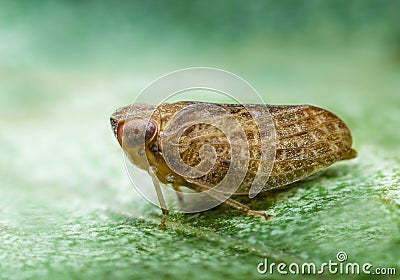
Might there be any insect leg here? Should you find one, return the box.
[165,173,184,204]
[188,182,270,220]
[148,166,169,229]
[172,184,184,204]
[222,197,271,220]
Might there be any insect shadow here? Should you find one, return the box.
[195,164,354,218]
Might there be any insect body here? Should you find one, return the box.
[110,101,356,227]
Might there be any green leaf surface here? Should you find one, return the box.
[1,1,399,279]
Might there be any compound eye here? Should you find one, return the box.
[117,119,157,148]
[145,121,157,142]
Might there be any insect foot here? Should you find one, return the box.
[246,209,271,220]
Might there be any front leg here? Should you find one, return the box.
[148,166,168,229]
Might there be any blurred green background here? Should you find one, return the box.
[0,1,399,279]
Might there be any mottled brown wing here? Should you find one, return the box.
[264,104,356,193]
[156,102,356,195]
